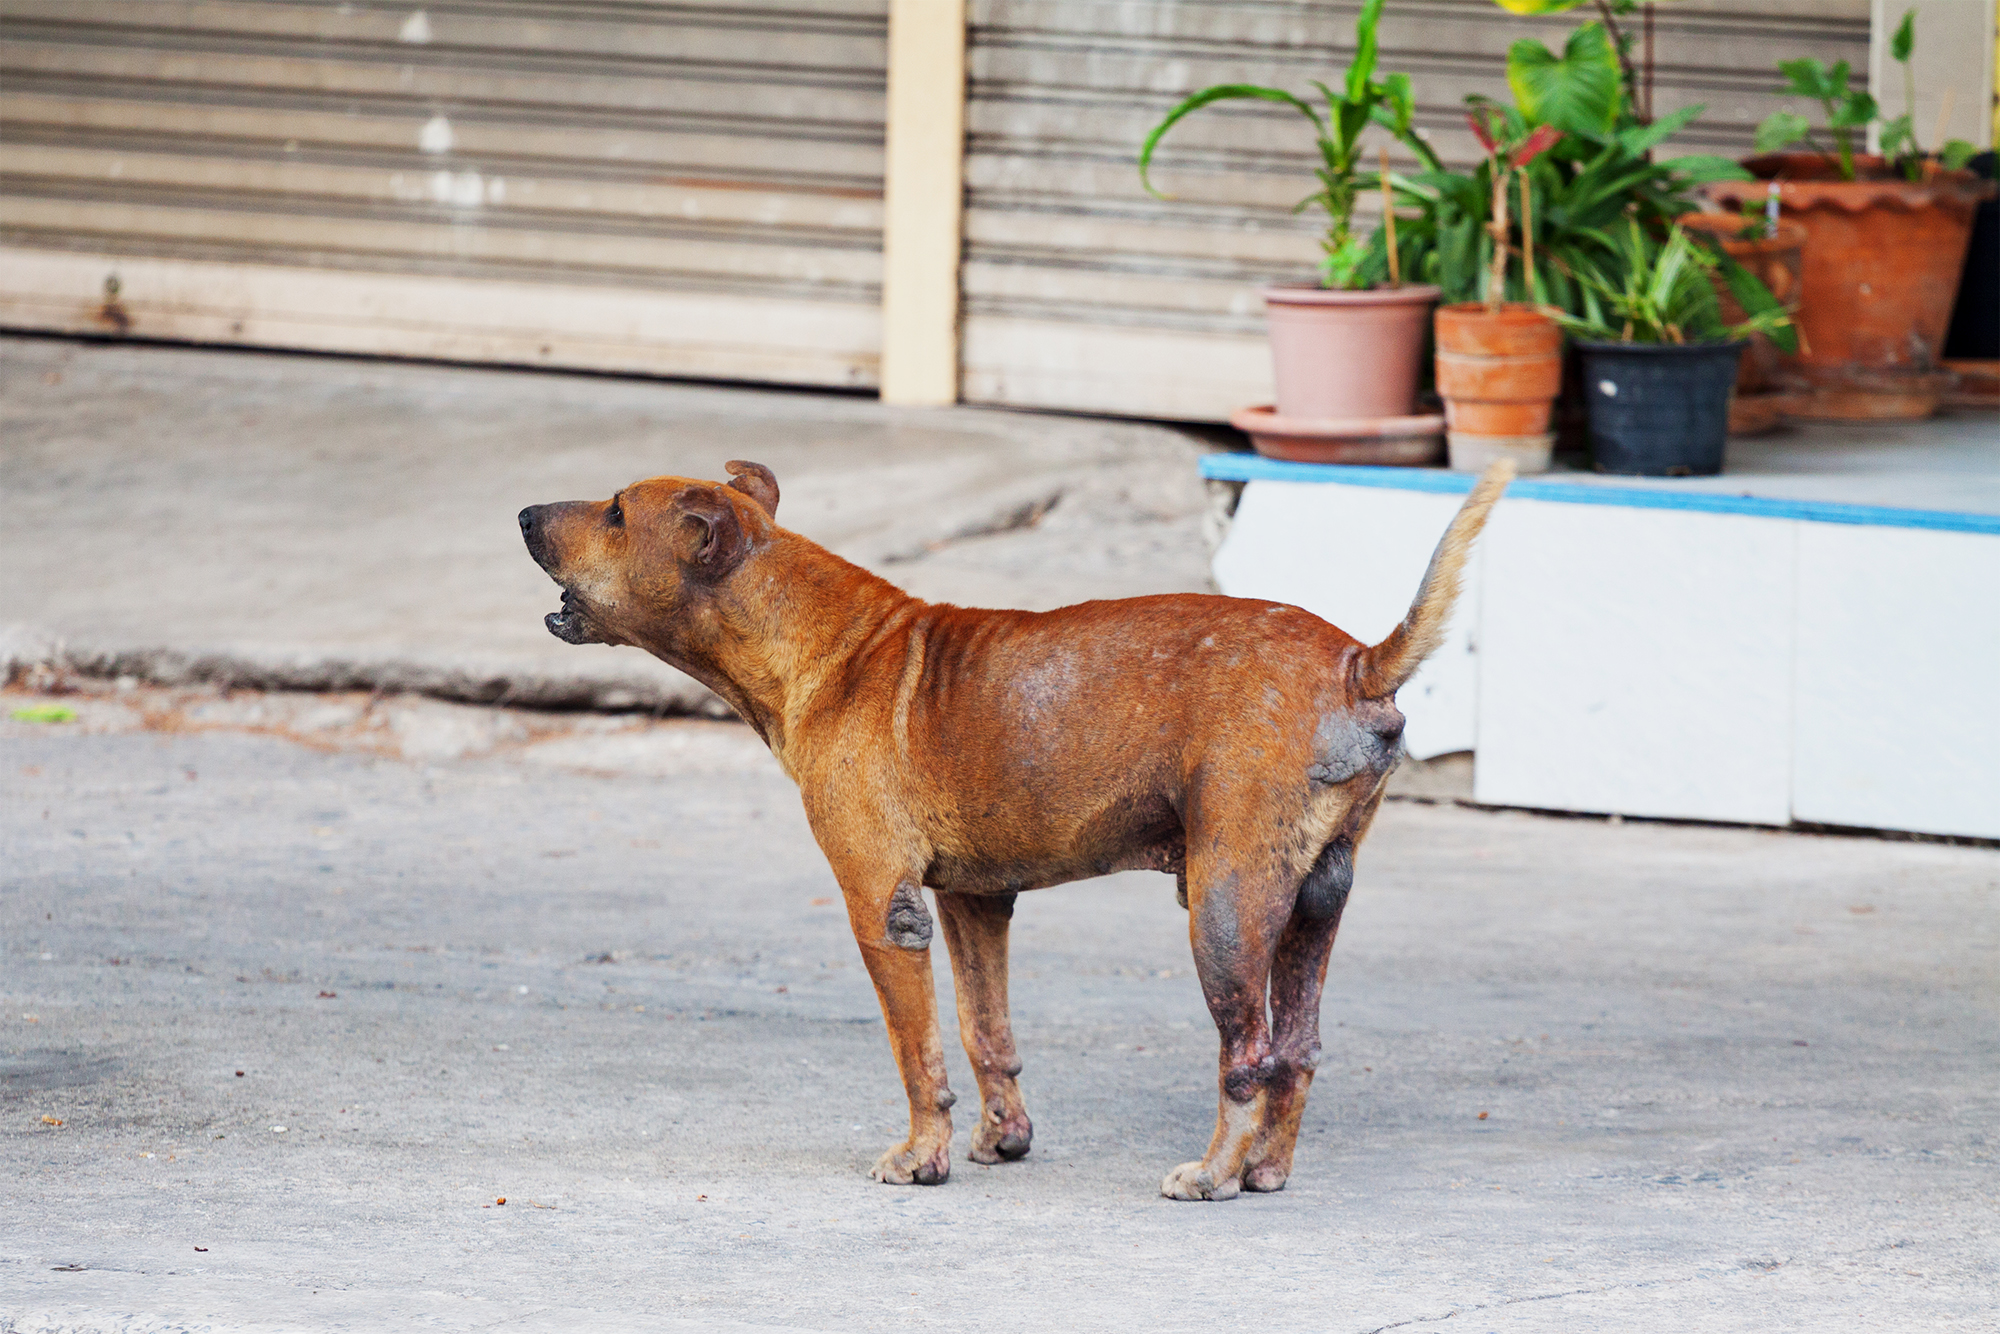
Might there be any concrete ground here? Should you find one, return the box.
[3,337,1997,1331]
[0,335,1223,711]
[4,679,1997,1332]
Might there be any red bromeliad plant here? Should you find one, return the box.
[1466,105,1564,309]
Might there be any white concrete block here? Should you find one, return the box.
[1792,523,2000,839]
[1211,480,1482,758]
[1474,501,1796,824]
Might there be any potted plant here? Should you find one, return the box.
[1433,106,1567,473]
[1360,16,1763,469]
[1677,207,1807,401]
[1362,18,1754,311]
[1138,0,1444,460]
[1705,9,1993,419]
[1540,218,1796,475]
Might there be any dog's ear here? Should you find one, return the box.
[724,460,779,519]
[674,486,749,579]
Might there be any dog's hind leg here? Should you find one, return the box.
[1162,847,1295,1202]
[1244,789,1383,1192]
[935,891,1033,1164]
[1240,906,1343,1192]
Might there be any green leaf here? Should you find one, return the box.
[1775,58,1835,101]
[1336,98,1375,155]
[1891,8,1915,64]
[1508,22,1622,137]
[1879,113,1913,159]
[1754,111,1811,154]
[1138,84,1326,197]
[1829,91,1877,129]
[1660,154,1753,185]
[1707,244,1799,354]
[1490,0,1588,12]
[1940,139,1979,171]
[1379,70,1415,136]
[1320,234,1371,289]
[11,704,77,723]
[1346,0,1387,102]
[1616,102,1703,156]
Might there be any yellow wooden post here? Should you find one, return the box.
[880,0,968,405]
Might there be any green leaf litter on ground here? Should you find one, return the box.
[11,704,78,723]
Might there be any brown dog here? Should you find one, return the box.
[520,457,1511,1199]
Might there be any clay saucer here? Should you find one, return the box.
[1230,405,1446,465]
[1727,392,1792,436]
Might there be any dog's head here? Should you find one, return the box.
[518,460,780,648]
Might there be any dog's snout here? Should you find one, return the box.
[519,504,557,573]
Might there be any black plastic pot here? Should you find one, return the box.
[1576,340,1747,476]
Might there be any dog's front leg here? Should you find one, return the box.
[840,874,956,1185]
[934,891,1033,1164]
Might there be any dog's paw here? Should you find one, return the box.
[1242,1160,1289,1193]
[968,1109,1032,1165]
[871,1139,952,1186]
[1160,1160,1241,1201]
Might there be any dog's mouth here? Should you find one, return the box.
[545,587,592,644]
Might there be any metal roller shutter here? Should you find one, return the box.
[963,0,1872,421]
[0,0,887,387]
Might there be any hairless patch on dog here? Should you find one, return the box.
[885,880,934,950]
[1308,705,1404,787]
[1296,838,1354,921]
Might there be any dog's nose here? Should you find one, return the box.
[518,506,537,538]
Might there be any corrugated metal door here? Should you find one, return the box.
[0,1,887,387]
[963,0,1872,421]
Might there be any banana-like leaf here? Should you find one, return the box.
[1508,22,1621,137]
[1616,103,1703,156]
[1138,85,1325,197]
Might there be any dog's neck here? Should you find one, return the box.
[637,531,914,771]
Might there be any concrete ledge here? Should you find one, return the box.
[3,627,725,714]
[1212,455,2000,840]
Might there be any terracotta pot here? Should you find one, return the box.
[1446,432,1554,474]
[1263,283,1441,420]
[1434,303,1563,473]
[1707,154,1994,419]
[1676,213,1807,393]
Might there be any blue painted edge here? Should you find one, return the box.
[1197,454,2000,535]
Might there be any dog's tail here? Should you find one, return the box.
[1350,458,1514,700]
